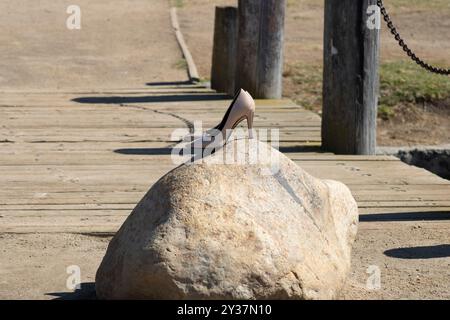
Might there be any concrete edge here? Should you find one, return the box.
[170,7,200,83]
[377,144,450,155]
[377,145,450,180]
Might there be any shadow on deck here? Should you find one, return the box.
[72,94,229,104]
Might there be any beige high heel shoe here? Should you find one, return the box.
[195,88,255,150]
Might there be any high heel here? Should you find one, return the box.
[195,88,256,150]
[247,108,254,140]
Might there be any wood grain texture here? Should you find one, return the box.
[0,86,449,233]
[236,0,285,98]
[322,0,379,155]
[211,6,238,96]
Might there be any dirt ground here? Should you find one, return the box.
[1,221,449,299]
[377,101,450,146]
[0,0,187,90]
[177,0,450,147]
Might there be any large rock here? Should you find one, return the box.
[96,139,358,299]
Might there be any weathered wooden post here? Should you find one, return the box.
[211,6,238,96]
[235,0,285,99]
[322,0,380,155]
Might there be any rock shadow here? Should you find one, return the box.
[46,282,97,300]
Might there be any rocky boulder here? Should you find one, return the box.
[96,139,358,299]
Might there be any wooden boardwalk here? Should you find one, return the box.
[1,85,449,234]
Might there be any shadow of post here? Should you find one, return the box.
[145,80,194,86]
[72,94,229,104]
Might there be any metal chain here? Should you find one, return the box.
[377,0,450,75]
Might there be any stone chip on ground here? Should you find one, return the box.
[95,138,359,299]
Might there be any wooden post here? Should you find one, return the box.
[236,0,285,99]
[322,0,380,155]
[211,6,238,96]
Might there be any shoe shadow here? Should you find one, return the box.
[384,244,450,259]
[45,282,97,300]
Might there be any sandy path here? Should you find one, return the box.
[1,221,449,299]
[0,0,187,90]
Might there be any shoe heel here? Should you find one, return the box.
[247,111,254,139]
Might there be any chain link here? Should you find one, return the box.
[377,0,450,75]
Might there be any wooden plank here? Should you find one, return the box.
[0,204,134,210]
[1,88,450,235]
[2,190,449,205]
[0,210,130,218]
[1,184,447,195]
[5,221,450,234]
[2,212,449,235]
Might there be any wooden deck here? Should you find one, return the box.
[1,85,449,234]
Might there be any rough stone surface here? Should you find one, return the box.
[96,139,359,299]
